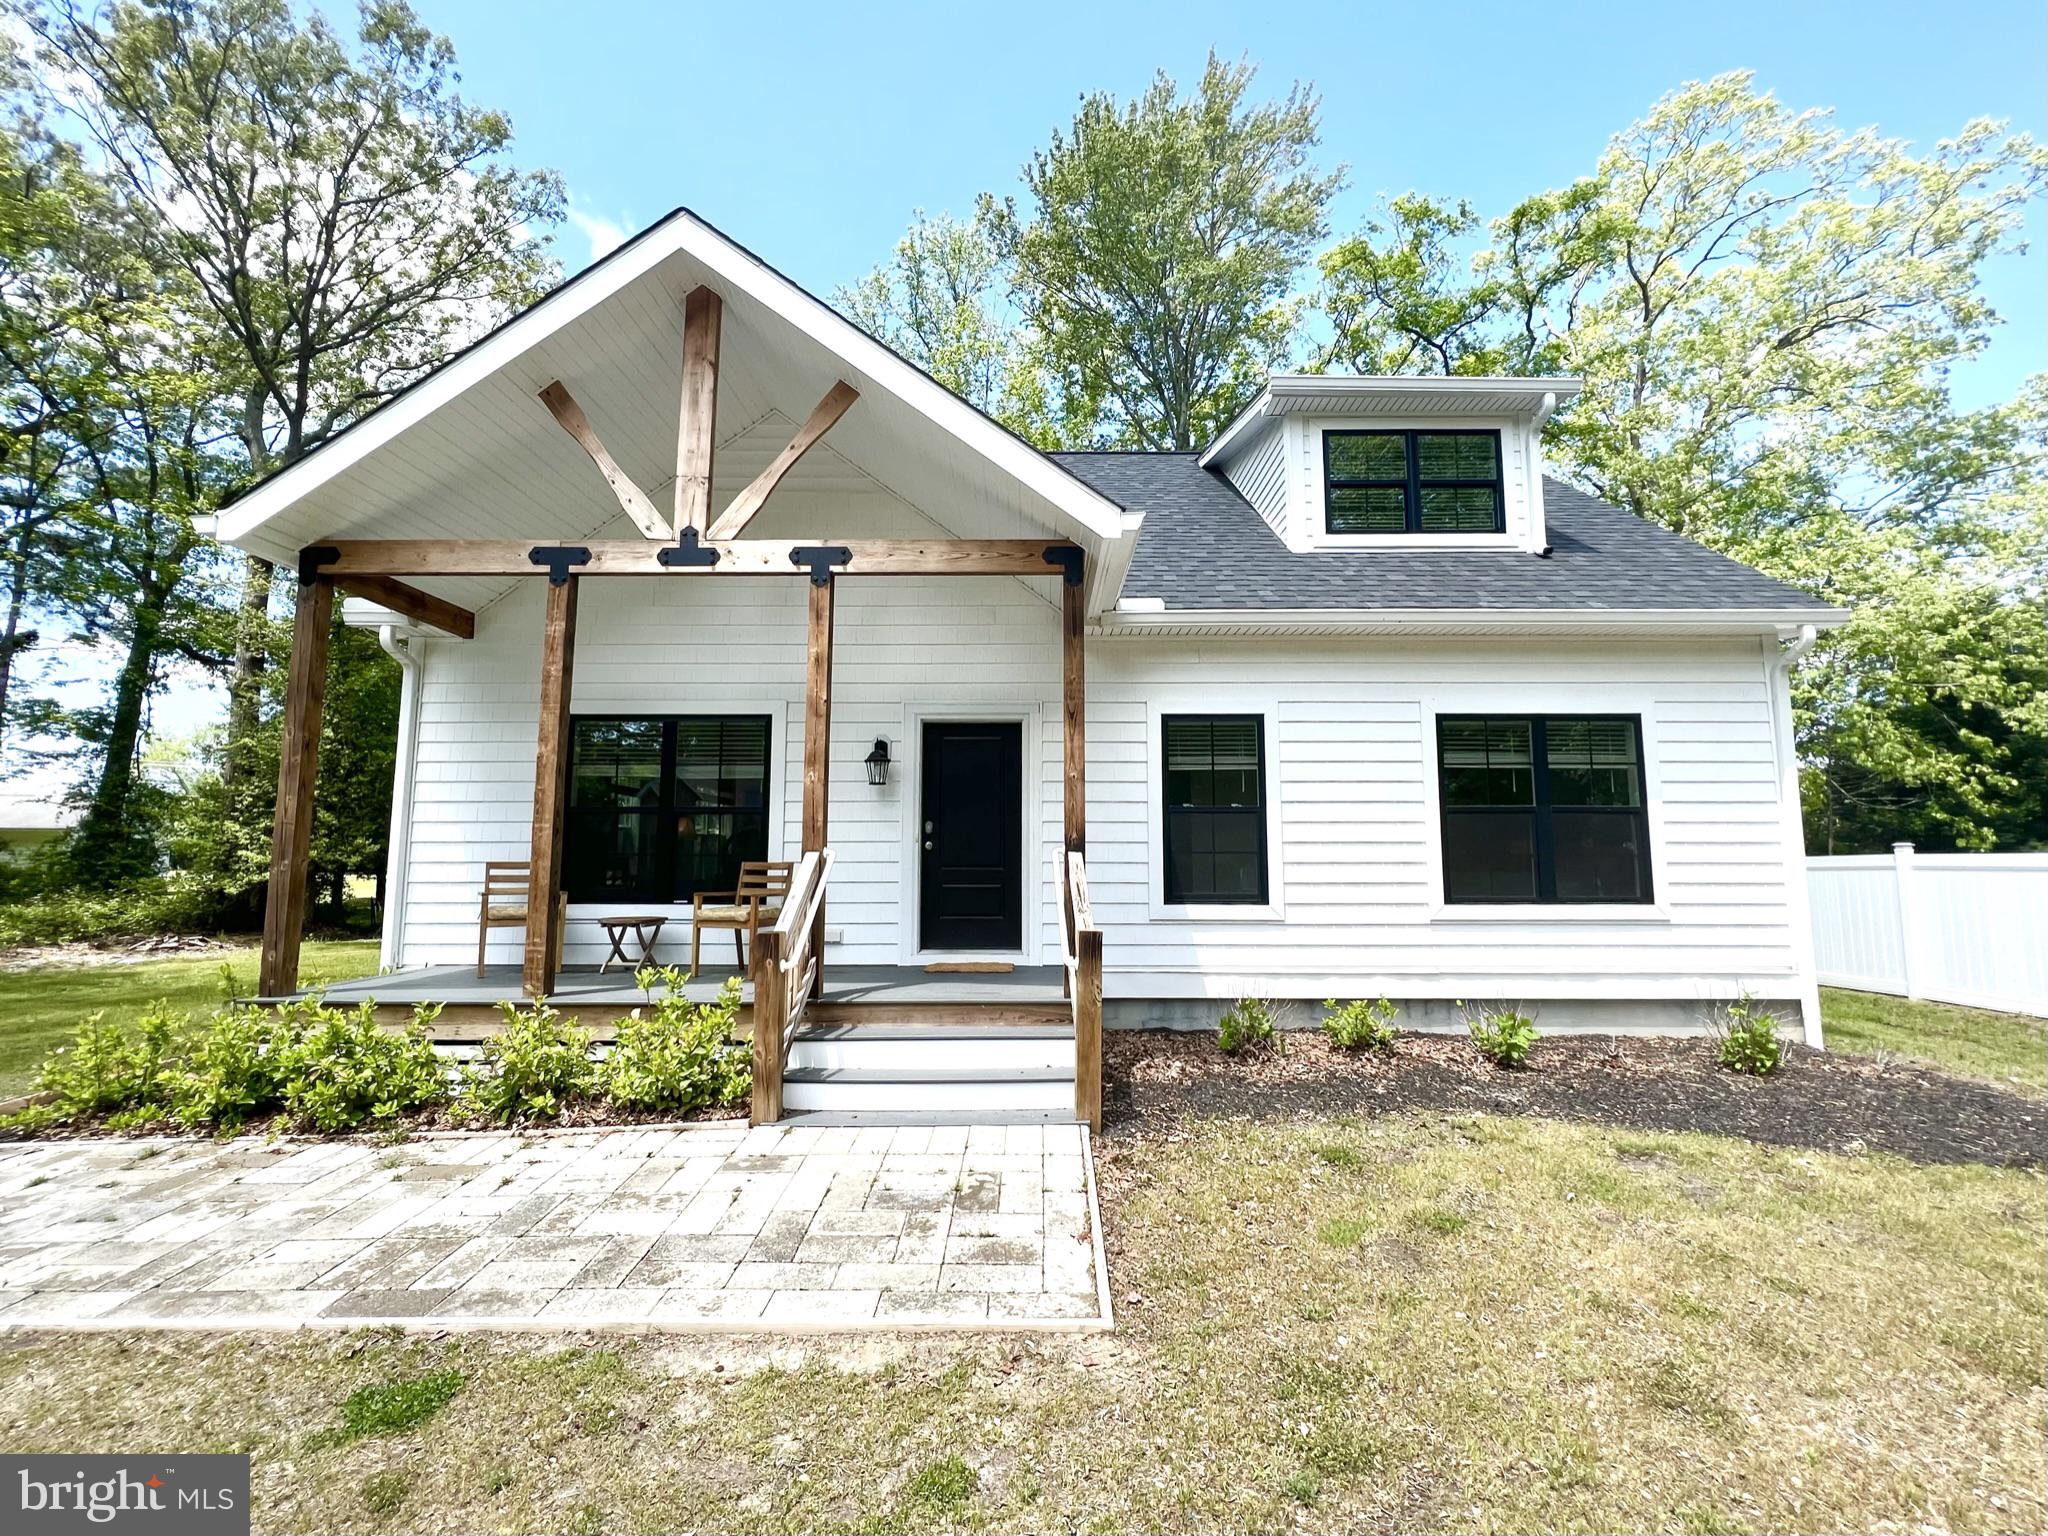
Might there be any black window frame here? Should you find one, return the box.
[1435,714,1654,905]
[1160,713,1271,907]
[564,713,773,904]
[1323,428,1507,535]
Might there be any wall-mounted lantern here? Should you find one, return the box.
[864,737,891,787]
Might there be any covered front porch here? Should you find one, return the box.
[229,217,1125,1128]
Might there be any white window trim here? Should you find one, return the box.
[562,698,788,922]
[1146,691,1287,923]
[1296,414,1543,554]
[1417,687,1672,924]
[896,701,1044,966]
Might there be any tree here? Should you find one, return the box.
[838,209,1022,414]
[1318,73,2048,849]
[984,53,1341,449]
[21,0,564,793]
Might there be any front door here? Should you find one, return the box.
[919,721,1023,952]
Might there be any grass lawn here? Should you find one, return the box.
[1824,987,2046,1095]
[2,1112,2039,1533]
[0,939,380,1098]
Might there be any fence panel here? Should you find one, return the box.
[1808,844,2048,1017]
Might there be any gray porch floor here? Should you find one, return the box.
[280,963,1068,1010]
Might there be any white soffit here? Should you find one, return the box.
[216,210,1130,604]
[1200,375,1585,467]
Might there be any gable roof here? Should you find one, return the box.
[1053,453,1844,630]
[214,207,1136,610]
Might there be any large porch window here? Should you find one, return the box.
[565,715,771,902]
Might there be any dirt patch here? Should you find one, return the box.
[0,936,239,973]
[1101,1029,2047,1169]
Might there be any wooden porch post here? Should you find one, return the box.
[525,576,578,995]
[1061,572,1086,854]
[258,577,335,997]
[801,574,834,997]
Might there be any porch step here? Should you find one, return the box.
[776,1108,1080,1128]
[781,1066,1074,1115]
[788,1024,1072,1073]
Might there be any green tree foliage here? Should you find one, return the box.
[837,209,1022,415]
[984,53,1341,449]
[1317,73,2047,849]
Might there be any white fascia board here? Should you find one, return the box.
[1197,389,1277,469]
[1083,510,1146,616]
[1199,375,1588,470]
[220,209,1129,549]
[1096,604,1849,635]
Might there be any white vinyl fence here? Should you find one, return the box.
[1808,843,2048,1017]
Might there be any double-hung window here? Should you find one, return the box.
[1324,429,1505,534]
[565,716,771,903]
[1436,716,1652,903]
[1161,715,1269,905]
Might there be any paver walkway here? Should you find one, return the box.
[0,1121,1109,1331]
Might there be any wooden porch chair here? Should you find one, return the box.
[476,860,566,978]
[691,860,794,972]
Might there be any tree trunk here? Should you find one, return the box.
[223,552,274,789]
[0,525,32,756]
[73,588,166,880]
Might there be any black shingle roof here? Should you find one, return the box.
[1052,451,1826,613]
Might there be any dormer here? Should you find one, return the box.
[1199,375,1581,555]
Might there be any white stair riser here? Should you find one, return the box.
[783,1077,1076,1114]
[788,1038,1073,1072]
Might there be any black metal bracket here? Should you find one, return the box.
[297,544,340,586]
[789,544,852,585]
[655,526,721,568]
[1042,545,1084,586]
[527,545,591,585]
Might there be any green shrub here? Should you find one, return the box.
[278,1001,450,1132]
[600,971,749,1113]
[1466,1004,1538,1068]
[1714,993,1787,1077]
[0,874,219,946]
[1322,995,1397,1052]
[167,1003,289,1130]
[37,1004,182,1118]
[461,996,595,1123]
[1218,996,1278,1054]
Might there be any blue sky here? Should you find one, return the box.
[9,0,2044,809]
[420,0,2045,406]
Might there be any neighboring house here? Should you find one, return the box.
[215,209,1844,1127]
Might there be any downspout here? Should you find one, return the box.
[1769,625,1823,1047]
[377,625,424,972]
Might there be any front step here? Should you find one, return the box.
[780,1022,1076,1118]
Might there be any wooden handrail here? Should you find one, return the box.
[750,849,832,1124]
[1062,849,1103,1132]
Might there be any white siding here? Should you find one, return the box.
[1085,632,1807,1007]
[399,476,1066,970]
[1216,420,1288,537]
[400,600,1811,1015]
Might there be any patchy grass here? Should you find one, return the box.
[1824,987,2046,1095]
[337,1368,465,1441]
[0,940,379,1097]
[0,1112,2039,1533]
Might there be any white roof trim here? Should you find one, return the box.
[1199,374,1586,468]
[219,209,1129,548]
[1100,603,1847,636]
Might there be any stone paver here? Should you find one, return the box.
[0,1121,1108,1332]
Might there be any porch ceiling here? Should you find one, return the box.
[217,210,1133,614]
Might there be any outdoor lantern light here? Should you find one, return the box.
[864,737,891,787]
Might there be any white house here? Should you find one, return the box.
[218,209,1845,1126]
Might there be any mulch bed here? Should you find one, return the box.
[1102,1030,2046,1169]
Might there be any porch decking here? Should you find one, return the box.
[276,963,1069,1036]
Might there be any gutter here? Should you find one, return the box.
[376,625,424,972]
[1098,604,1850,635]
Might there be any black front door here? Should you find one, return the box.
[919,721,1023,951]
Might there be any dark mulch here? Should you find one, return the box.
[1103,1030,2047,1169]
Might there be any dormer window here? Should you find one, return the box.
[1323,429,1505,535]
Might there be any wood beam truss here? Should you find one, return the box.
[675,286,722,535]
[708,381,860,539]
[329,575,476,639]
[308,538,1080,580]
[537,381,670,540]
